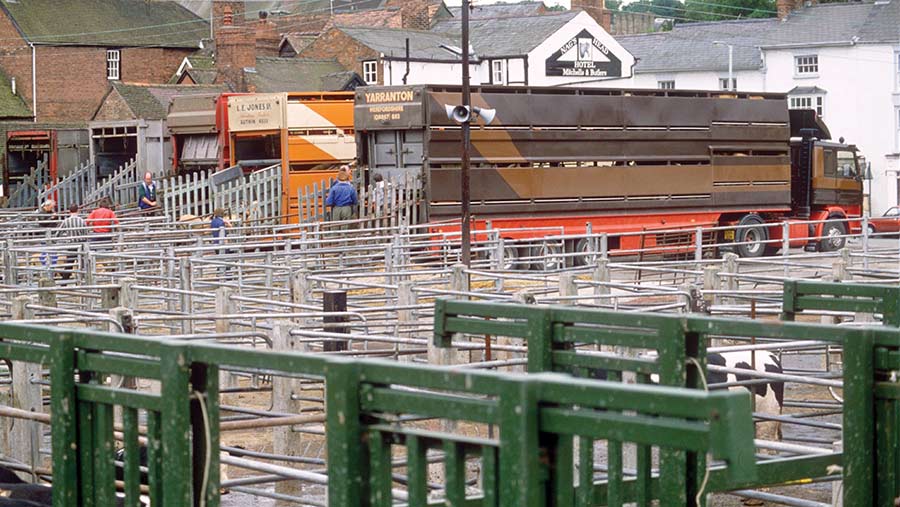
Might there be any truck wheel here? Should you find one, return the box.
[867,224,876,236]
[531,242,563,271]
[499,245,522,270]
[736,215,768,258]
[819,220,846,252]
[574,238,599,266]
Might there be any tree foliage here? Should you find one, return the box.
[682,0,776,21]
[618,0,777,22]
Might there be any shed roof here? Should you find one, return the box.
[0,0,206,48]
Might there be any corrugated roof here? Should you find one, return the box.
[245,57,364,92]
[618,1,900,73]
[109,83,227,120]
[0,0,206,48]
[336,26,459,59]
[432,11,578,56]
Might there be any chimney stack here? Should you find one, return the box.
[571,0,612,31]
[255,11,281,57]
[215,24,255,91]
[213,1,246,38]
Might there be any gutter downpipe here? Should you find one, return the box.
[29,41,36,121]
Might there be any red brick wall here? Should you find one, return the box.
[93,89,135,121]
[0,10,193,123]
[31,46,192,123]
[298,29,380,84]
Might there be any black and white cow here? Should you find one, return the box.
[587,350,785,440]
[707,351,784,442]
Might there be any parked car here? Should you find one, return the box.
[868,207,900,236]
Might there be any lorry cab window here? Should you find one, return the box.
[837,150,859,178]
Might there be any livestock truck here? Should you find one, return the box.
[354,85,863,266]
[167,92,247,175]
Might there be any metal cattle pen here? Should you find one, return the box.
[0,212,899,505]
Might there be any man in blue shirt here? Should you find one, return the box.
[325,166,358,229]
[211,208,231,277]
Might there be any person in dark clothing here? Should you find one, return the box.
[325,166,358,230]
[138,172,158,213]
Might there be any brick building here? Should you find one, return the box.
[0,0,207,123]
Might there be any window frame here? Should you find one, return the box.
[491,60,505,85]
[657,80,675,90]
[794,54,819,76]
[788,94,824,118]
[106,49,121,81]
[718,77,737,91]
[362,60,378,85]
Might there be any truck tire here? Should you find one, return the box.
[530,242,563,271]
[736,215,768,258]
[819,220,846,252]
[574,238,598,266]
[498,244,522,270]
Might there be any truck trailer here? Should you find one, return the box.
[167,93,246,175]
[227,92,356,222]
[354,85,863,265]
[4,128,89,198]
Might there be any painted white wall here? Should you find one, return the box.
[621,70,765,92]
[765,44,897,214]
[383,60,483,86]
[380,11,634,88]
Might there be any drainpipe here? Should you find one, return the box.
[28,41,36,121]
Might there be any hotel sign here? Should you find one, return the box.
[546,29,623,79]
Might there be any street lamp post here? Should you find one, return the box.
[713,41,734,91]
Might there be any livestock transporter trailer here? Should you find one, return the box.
[354,85,863,265]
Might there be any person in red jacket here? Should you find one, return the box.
[86,197,119,241]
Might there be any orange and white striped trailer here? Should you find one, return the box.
[228,92,355,223]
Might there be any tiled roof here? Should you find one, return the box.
[245,57,364,92]
[617,19,774,73]
[618,1,900,73]
[109,83,227,120]
[337,26,459,60]
[433,10,578,56]
[0,67,30,120]
[447,2,548,19]
[0,0,206,48]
